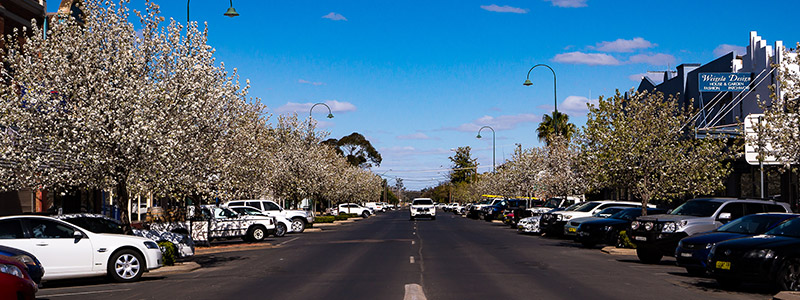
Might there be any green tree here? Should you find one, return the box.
[449,146,478,184]
[322,132,382,168]
[579,90,731,215]
[537,111,577,143]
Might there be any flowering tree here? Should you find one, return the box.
[759,47,800,166]
[579,90,731,214]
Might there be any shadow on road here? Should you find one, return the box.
[41,274,164,289]
[616,258,679,267]
[194,254,248,268]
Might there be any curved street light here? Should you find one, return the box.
[309,103,334,119]
[187,0,239,24]
[524,64,558,138]
[477,125,496,173]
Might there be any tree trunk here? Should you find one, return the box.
[115,176,131,233]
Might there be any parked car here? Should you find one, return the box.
[518,202,585,234]
[52,213,195,259]
[479,198,504,220]
[484,199,526,222]
[0,215,162,282]
[575,207,667,248]
[0,245,43,285]
[562,206,631,237]
[149,205,275,244]
[226,199,314,233]
[675,213,799,275]
[335,203,373,218]
[0,255,37,300]
[228,206,291,237]
[539,200,645,236]
[708,217,800,290]
[410,198,436,220]
[527,196,583,215]
[467,199,492,219]
[630,198,791,264]
[364,202,385,212]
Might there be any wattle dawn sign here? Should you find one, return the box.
[699,73,752,92]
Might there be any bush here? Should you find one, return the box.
[617,230,636,249]
[314,216,336,223]
[158,241,177,266]
[335,213,358,220]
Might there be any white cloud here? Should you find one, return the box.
[552,51,620,65]
[713,44,746,57]
[322,12,347,21]
[276,100,357,113]
[628,53,676,66]
[298,79,325,86]
[480,4,528,13]
[559,96,597,116]
[592,37,655,53]
[447,113,539,132]
[397,132,437,140]
[544,0,587,8]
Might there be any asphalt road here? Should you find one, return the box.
[36,209,777,300]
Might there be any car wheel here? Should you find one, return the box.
[685,267,706,276]
[636,247,663,264]
[290,218,306,233]
[274,223,287,237]
[108,249,144,283]
[246,225,266,242]
[362,211,369,218]
[778,258,800,291]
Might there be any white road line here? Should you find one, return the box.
[276,237,300,247]
[403,284,427,300]
[41,289,131,298]
[411,240,415,245]
[410,256,415,264]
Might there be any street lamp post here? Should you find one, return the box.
[309,103,334,119]
[524,64,558,138]
[476,125,496,173]
[187,0,239,24]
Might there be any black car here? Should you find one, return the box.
[575,207,667,248]
[708,217,800,290]
[484,199,526,222]
[0,245,44,285]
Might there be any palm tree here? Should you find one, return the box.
[536,111,577,143]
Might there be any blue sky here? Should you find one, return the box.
[48,0,800,190]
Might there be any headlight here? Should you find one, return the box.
[12,255,35,266]
[662,222,676,232]
[0,263,24,278]
[705,243,715,250]
[644,222,654,231]
[604,226,613,231]
[564,215,573,220]
[144,241,159,249]
[631,221,640,230]
[744,249,776,259]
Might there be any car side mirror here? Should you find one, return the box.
[718,212,732,221]
[666,209,673,214]
[73,231,84,242]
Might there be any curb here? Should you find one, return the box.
[195,242,275,255]
[601,246,637,256]
[304,228,323,233]
[145,261,201,277]
[314,223,339,227]
[775,292,800,300]
[491,220,504,224]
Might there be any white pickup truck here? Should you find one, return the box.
[149,205,276,244]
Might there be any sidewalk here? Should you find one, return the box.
[145,261,201,277]
[601,246,636,256]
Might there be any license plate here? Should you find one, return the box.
[634,236,647,241]
[715,261,731,270]
[568,227,576,233]
[680,252,692,258]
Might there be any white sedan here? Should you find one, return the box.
[0,215,162,283]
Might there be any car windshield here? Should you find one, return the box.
[717,214,789,234]
[64,217,124,234]
[766,218,800,238]
[593,207,624,217]
[575,202,602,212]
[670,200,723,217]
[609,209,642,221]
[563,203,583,211]
[413,199,434,205]
[543,198,563,208]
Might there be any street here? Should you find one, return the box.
[36,210,775,300]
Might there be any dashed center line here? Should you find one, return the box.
[410,256,415,264]
[403,284,427,300]
[412,240,416,245]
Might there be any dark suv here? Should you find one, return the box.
[629,198,791,264]
[484,199,527,222]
